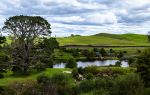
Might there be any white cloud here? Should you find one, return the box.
[87,12,118,24]
[0,0,150,36]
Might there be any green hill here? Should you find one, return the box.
[57,33,150,46]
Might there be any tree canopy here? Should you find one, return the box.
[2,15,52,73]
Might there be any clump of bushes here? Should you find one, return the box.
[115,61,122,67]
[65,57,77,68]
[79,73,144,95]
[112,73,144,95]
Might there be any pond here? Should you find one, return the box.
[53,60,129,68]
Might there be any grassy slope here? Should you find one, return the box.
[0,68,71,86]
[57,33,150,46]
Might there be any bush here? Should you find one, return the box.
[50,73,75,95]
[112,73,144,95]
[66,57,77,68]
[84,66,99,75]
[78,67,85,75]
[117,51,124,58]
[85,73,94,80]
[81,89,109,95]
[137,48,150,86]
[72,68,78,79]
[4,80,37,95]
[115,61,121,67]
[51,73,70,85]
[0,73,4,78]
[99,48,107,57]
[37,74,50,84]
[127,56,136,65]
[94,77,114,90]
[34,61,46,71]
[79,80,95,92]
[143,87,150,95]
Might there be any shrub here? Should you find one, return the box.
[0,73,4,78]
[143,87,150,95]
[127,56,136,65]
[112,73,144,95]
[4,80,37,95]
[66,57,77,68]
[81,89,109,95]
[51,73,70,85]
[37,74,50,84]
[72,68,78,79]
[78,67,85,75]
[34,61,46,71]
[115,61,121,67]
[50,73,75,95]
[117,51,124,58]
[85,73,94,80]
[94,77,114,90]
[79,80,95,92]
[137,48,150,86]
[99,48,107,57]
[84,66,99,75]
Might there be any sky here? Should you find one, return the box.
[0,0,150,37]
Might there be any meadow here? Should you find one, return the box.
[57,33,150,46]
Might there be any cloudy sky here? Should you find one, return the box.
[0,0,150,36]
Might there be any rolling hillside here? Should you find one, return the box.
[57,33,150,46]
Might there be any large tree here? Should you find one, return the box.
[2,15,51,73]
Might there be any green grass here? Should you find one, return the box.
[57,33,150,46]
[0,68,71,86]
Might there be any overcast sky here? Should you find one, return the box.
[0,0,150,36]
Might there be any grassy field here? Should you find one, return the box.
[0,68,71,86]
[57,33,150,46]
[0,67,135,86]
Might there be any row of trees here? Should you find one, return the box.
[62,48,126,59]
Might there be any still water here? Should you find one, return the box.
[53,60,128,68]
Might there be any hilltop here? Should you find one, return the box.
[57,33,150,46]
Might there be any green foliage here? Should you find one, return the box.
[79,73,143,95]
[66,57,77,68]
[85,73,94,80]
[143,87,150,95]
[112,73,144,95]
[0,36,6,44]
[2,15,52,74]
[37,74,50,84]
[100,48,107,57]
[79,80,95,92]
[137,48,150,86]
[72,68,78,79]
[39,38,59,55]
[34,61,46,71]
[117,51,124,58]
[115,61,121,67]
[84,66,99,75]
[37,73,75,95]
